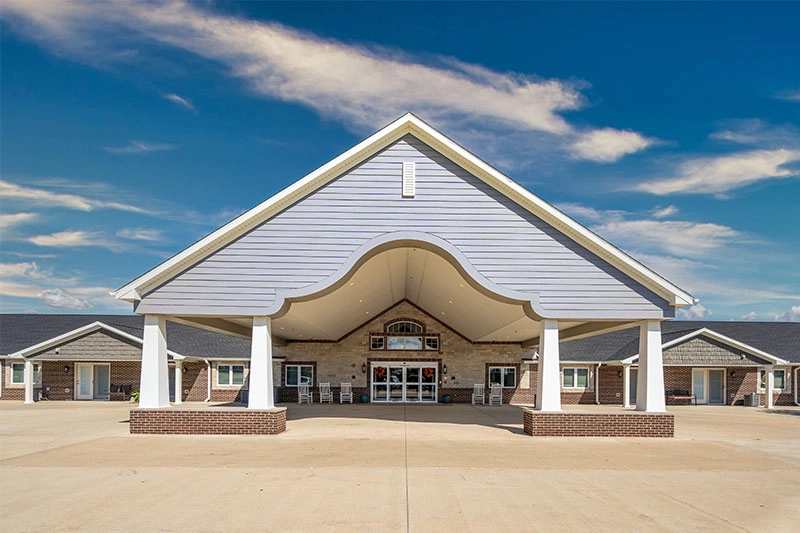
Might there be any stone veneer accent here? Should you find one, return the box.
[130,407,287,435]
[523,410,674,437]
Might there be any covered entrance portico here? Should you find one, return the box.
[116,114,694,436]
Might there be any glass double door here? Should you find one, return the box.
[371,363,437,403]
[692,369,725,404]
[76,363,110,400]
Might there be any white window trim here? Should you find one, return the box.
[488,366,517,388]
[215,363,247,388]
[10,362,39,386]
[562,367,591,390]
[760,368,789,392]
[285,364,314,387]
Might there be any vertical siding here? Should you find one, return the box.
[140,134,666,316]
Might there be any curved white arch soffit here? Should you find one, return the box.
[264,231,547,321]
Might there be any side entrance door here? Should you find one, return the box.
[75,363,111,400]
[692,369,725,404]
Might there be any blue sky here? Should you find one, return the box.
[1,1,798,322]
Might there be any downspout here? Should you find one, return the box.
[595,363,602,405]
[794,367,799,406]
[204,359,212,403]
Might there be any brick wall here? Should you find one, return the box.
[523,410,674,437]
[130,407,286,434]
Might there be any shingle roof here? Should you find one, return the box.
[0,314,251,359]
[560,321,800,363]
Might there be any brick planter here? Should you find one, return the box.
[523,409,674,437]
[130,407,287,435]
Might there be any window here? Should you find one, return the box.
[286,365,314,387]
[489,367,516,388]
[217,364,245,386]
[11,363,39,385]
[370,320,440,351]
[387,321,423,334]
[760,369,786,390]
[563,367,589,389]
[425,337,439,351]
[370,336,385,350]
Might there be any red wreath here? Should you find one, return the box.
[422,368,434,379]
[374,367,386,379]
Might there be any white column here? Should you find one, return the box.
[622,364,631,408]
[174,360,183,405]
[636,320,666,412]
[765,365,774,409]
[139,315,170,408]
[248,316,274,409]
[535,319,561,412]
[23,360,35,404]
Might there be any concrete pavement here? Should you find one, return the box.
[1,401,798,532]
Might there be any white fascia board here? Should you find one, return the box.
[624,327,787,365]
[10,321,186,360]
[115,112,693,307]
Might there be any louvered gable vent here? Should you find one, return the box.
[402,161,416,198]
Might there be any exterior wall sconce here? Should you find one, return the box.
[183,365,188,373]
[730,370,736,377]
[64,365,70,373]
[442,364,447,375]
[361,363,367,374]
[618,370,623,378]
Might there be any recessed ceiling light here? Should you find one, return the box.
[459,283,465,288]
[448,300,453,304]
[280,327,285,330]
[365,311,370,315]
[358,299,363,303]
[348,282,355,287]
[441,311,446,316]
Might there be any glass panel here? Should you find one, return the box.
[629,369,638,402]
[94,365,110,399]
[232,366,245,385]
[425,337,439,350]
[503,368,516,388]
[300,366,313,385]
[387,337,405,350]
[774,370,785,389]
[373,384,387,401]
[405,337,422,350]
[219,365,231,385]
[489,368,502,386]
[12,364,24,383]
[421,367,436,383]
[760,370,766,389]
[576,368,589,388]
[373,365,387,383]
[33,364,40,385]
[390,367,403,383]
[387,321,422,333]
[286,366,298,386]
[406,367,420,383]
[421,385,436,401]
[709,370,724,403]
[79,365,92,397]
[389,384,403,401]
[693,370,705,401]
[563,368,575,388]
[406,384,419,401]
[371,336,385,350]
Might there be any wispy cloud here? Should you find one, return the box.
[163,92,196,113]
[775,89,800,102]
[633,148,800,196]
[0,212,38,231]
[2,0,653,163]
[651,205,678,219]
[738,311,758,321]
[116,227,164,241]
[570,128,656,163]
[104,140,177,154]
[29,230,123,251]
[0,179,149,213]
[39,288,93,309]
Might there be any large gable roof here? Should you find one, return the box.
[114,113,693,309]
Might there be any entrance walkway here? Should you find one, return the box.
[1,402,798,531]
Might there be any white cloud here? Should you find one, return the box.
[29,230,123,251]
[1,0,653,162]
[39,288,93,309]
[571,128,656,163]
[651,205,678,219]
[738,312,758,321]
[0,179,149,213]
[104,140,177,154]
[677,303,710,320]
[163,93,196,112]
[0,212,37,231]
[634,148,800,196]
[592,219,741,257]
[775,89,800,102]
[774,305,800,322]
[116,228,164,241]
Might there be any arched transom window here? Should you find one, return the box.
[370,319,440,351]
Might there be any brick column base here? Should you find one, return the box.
[523,409,674,437]
[130,407,287,435]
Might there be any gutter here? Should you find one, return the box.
[795,367,799,407]
[204,359,212,403]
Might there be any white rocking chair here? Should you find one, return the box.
[471,383,485,405]
[319,382,333,403]
[339,382,353,403]
[298,382,313,404]
[488,384,503,406]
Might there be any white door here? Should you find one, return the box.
[693,369,725,405]
[76,364,94,400]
